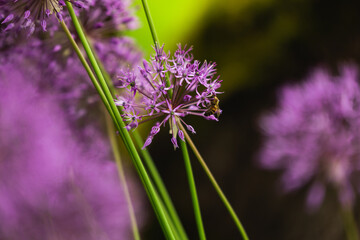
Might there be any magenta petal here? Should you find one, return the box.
[143,137,153,149]
[178,130,185,141]
[2,14,14,24]
[24,10,30,19]
[171,137,179,148]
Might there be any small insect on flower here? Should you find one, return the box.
[204,96,222,118]
[114,44,223,149]
[0,0,85,35]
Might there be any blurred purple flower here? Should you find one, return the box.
[0,64,143,239]
[49,37,142,122]
[0,0,142,122]
[64,0,141,77]
[44,0,140,72]
[1,0,141,74]
[259,65,360,208]
[114,44,223,149]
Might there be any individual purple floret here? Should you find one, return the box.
[114,44,223,149]
[0,0,88,35]
[0,63,143,240]
[259,65,360,209]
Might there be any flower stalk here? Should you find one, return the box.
[94,36,189,240]
[59,20,112,116]
[179,124,249,240]
[132,131,189,240]
[180,136,206,240]
[64,2,175,239]
[104,110,141,240]
[342,206,359,240]
[87,16,190,240]
[91,30,188,238]
[141,0,160,45]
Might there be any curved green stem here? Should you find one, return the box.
[97,38,185,239]
[342,206,359,240]
[180,137,206,240]
[140,0,159,45]
[178,124,249,240]
[62,18,142,239]
[64,4,175,239]
[104,111,141,240]
[94,40,185,239]
[132,131,189,240]
[59,20,113,117]
[92,34,187,239]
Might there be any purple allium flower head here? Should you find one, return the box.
[259,65,360,208]
[0,63,143,239]
[0,0,88,35]
[114,44,223,149]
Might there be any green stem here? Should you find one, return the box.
[90,43,117,95]
[342,206,359,240]
[64,4,175,239]
[140,0,174,95]
[61,18,142,239]
[97,40,182,240]
[160,198,181,240]
[140,0,159,45]
[59,20,113,117]
[180,137,206,240]
[132,131,189,240]
[93,38,184,240]
[179,124,249,240]
[104,110,141,240]
[140,3,206,238]
[94,40,186,239]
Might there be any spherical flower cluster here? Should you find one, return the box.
[114,44,223,149]
[0,0,87,35]
[259,65,360,208]
[0,63,143,239]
